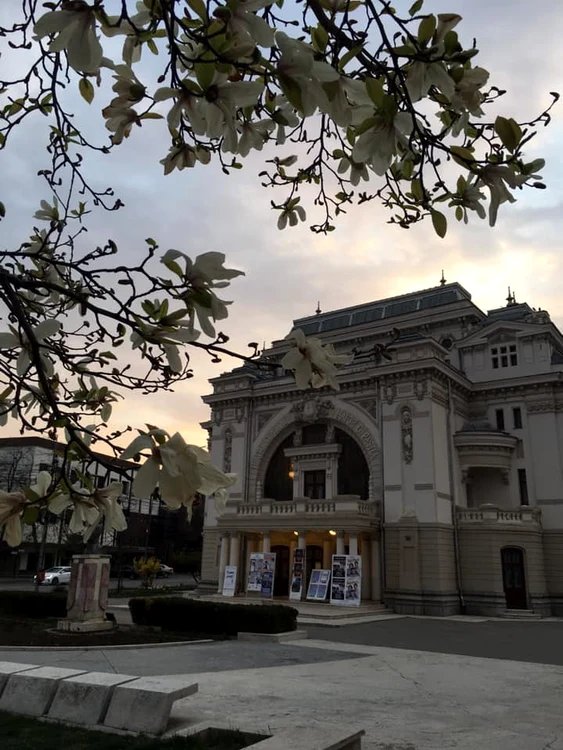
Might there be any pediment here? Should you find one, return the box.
[458,320,548,349]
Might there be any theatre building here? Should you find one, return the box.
[199,281,563,617]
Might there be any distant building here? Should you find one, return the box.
[200,281,563,617]
[0,436,159,575]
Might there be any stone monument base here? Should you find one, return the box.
[57,618,115,633]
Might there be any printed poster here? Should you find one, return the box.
[330,554,362,607]
[247,552,264,593]
[261,552,276,599]
[289,548,305,601]
[222,565,237,597]
[306,568,331,601]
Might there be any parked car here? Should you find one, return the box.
[110,564,137,580]
[157,562,174,577]
[34,566,72,586]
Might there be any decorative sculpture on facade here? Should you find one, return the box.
[223,428,232,473]
[292,396,333,424]
[401,405,413,464]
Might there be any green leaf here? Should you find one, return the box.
[409,0,424,15]
[450,146,475,166]
[418,14,436,45]
[145,237,157,247]
[311,24,328,52]
[455,206,464,222]
[0,202,5,219]
[164,259,184,277]
[147,38,159,55]
[23,488,40,503]
[338,45,363,72]
[23,506,40,525]
[187,0,207,21]
[411,178,424,201]
[365,78,384,106]
[79,78,94,104]
[278,73,303,112]
[431,209,447,238]
[194,62,216,91]
[494,116,522,153]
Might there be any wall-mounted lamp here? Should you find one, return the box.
[288,463,295,480]
[293,531,299,536]
[329,530,337,536]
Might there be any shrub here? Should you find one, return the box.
[0,590,67,619]
[129,597,297,635]
[133,557,160,588]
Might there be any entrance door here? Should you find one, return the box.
[501,547,527,609]
[306,545,324,590]
[271,545,290,597]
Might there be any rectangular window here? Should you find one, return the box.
[495,408,505,431]
[518,468,529,506]
[491,344,518,369]
[513,407,522,429]
[303,470,326,500]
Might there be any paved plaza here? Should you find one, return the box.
[1,619,563,749]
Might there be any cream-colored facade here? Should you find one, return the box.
[199,282,563,617]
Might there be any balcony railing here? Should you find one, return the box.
[456,504,541,527]
[227,495,377,520]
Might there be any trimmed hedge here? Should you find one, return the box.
[129,597,298,635]
[0,590,67,619]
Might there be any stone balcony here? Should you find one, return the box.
[456,504,541,528]
[218,495,379,532]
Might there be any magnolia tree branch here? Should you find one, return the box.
[0,0,556,547]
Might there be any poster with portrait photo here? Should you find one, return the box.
[331,578,345,601]
[260,552,276,598]
[289,547,305,601]
[247,553,264,593]
[332,556,346,579]
[345,579,361,602]
[317,583,328,600]
[346,555,361,580]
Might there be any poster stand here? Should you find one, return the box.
[306,569,331,601]
[289,548,305,601]
[222,565,237,597]
[260,552,276,599]
[330,554,361,606]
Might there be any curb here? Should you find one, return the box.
[0,639,214,653]
[238,629,307,643]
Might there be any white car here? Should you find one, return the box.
[157,563,174,577]
[35,566,72,585]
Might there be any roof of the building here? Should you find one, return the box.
[290,282,475,337]
[483,302,534,325]
[0,435,136,471]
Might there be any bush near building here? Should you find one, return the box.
[129,597,297,635]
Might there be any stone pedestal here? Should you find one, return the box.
[57,554,115,633]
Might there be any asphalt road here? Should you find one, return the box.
[307,617,563,666]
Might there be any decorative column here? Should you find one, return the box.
[323,539,333,569]
[370,536,381,602]
[361,537,370,600]
[229,533,241,566]
[217,534,229,593]
[336,532,345,555]
[57,554,113,633]
[262,532,270,553]
[349,533,358,556]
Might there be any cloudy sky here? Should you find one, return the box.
[1,0,562,448]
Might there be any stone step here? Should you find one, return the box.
[499,609,543,620]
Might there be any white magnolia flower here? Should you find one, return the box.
[477,165,537,227]
[101,2,152,37]
[224,0,275,48]
[93,482,127,537]
[273,99,300,145]
[160,144,197,175]
[102,104,139,144]
[110,68,146,108]
[124,432,236,518]
[34,2,103,74]
[199,73,264,145]
[323,77,372,127]
[450,67,489,116]
[451,177,487,223]
[352,112,413,175]
[154,86,206,135]
[276,32,339,117]
[0,319,61,377]
[407,61,455,103]
[0,491,26,547]
[235,120,274,157]
[281,329,353,391]
[49,481,126,541]
[337,155,369,186]
[34,198,59,223]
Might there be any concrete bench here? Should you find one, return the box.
[0,666,87,716]
[48,671,138,726]
[104,676,199,735]
[245,727,365,750]
[0,662,39,696]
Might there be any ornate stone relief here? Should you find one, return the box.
[293,427,303,447]
[401,405,413,464]
[223,428,232,473]
[292,396,333,424]
[414,378,427,401]
[384,382,396,405]
[325,423,335,443]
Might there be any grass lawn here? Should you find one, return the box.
[0,617,221,647]
[0,712,265,750]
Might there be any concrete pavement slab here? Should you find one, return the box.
[48,671,138,725]
[0,666,87,716]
